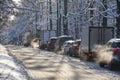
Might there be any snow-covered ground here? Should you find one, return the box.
[4,45,120,80]
[0,44,29,80]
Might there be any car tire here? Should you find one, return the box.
[108,63,115,70]
[99,62,106,68]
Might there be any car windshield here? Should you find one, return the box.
[111,42,120,48]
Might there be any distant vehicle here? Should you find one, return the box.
[31,38,40,48]
[78,27,114,61]
[99,38,120,70]
[69,39,81,57]
[62,40,75,54]
[39,30,56,50]
[54,35,74,52]
[47,37,58,51]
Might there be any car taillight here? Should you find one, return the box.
[113,48,119,53]
[88,52,93,57]
[76,45,79,49]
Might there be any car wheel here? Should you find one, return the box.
[108,63,114,70]
[99,62,105,68]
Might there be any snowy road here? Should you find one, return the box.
[0,45,28,80]
[6,45,120,80]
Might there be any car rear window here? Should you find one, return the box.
[68,42,74,45]
[51,39,57,43]
[75,41,81,45]
[111,42,120,48]
[59,37,73,44]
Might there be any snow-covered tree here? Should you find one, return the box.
[0,0,119,44]
[0,0,15,29]
[65,0,117,38]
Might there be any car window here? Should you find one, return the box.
[68,42,73,45]
[59,37,73,44]
[111,42,120,48]
[75,41,81,45]
[51,39,57,43]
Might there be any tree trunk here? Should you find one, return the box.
[57,0,61,36]
[102,0,107,27]
[63,0,68,35]
[89,0,93,26]
[49,0,52,30]
[116,0,120,38]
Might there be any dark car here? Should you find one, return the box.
[47,37,58,51]
[99,38,120,70]
[69,39,81,57]
[54,35,74,52]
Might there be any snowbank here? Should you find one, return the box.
[0,44,28,80]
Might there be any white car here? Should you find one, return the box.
[62,40,75,54]
[99,38,120,70]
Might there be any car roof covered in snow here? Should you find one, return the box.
[58,35,72,38]
[65,40,75,43]
[108,38,120,43]
[50,37,58,39]
[75,39,81,41]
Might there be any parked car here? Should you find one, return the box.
[99,38,120,70]
[39,40,47,50]
[62,40,75,54]
[47,37,58,51]
[54,35,74,52]
[69,39,81,57]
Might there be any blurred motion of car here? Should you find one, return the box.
[69,39,81,57]
[31,38,40,48]
[47,37,57,51]
[62,40,75,54]
[99,38,120,70]
[54,35,74,52]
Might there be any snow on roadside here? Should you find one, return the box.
[0,44,28,80]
